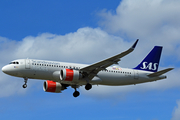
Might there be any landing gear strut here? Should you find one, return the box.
[71,85,80,97]
[22,77,28,88]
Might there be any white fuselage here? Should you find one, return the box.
[2,59,166,86]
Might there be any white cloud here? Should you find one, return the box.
[1,0,180,98]
[171,100,180,120]
[0,27,179,98]
[79,0,180,97]
[14,27,127,63]
[98,0,180,58]
[0,27,131,97]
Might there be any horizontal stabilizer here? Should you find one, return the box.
[147,68,174,77]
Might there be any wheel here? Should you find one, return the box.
[22,84,27,88]
[73,91,80,97]
[85,83,92,90]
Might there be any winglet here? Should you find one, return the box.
[131,39,139,49]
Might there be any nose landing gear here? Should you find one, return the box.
[22,77,28,88]
[23,84,27,88]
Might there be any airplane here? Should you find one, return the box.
[2,39,173,97]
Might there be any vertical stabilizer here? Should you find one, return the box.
[134,46,162,72]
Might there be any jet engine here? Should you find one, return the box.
[60,69,82,82]
[43,80,62,93]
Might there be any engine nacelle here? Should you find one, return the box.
[60,69,82,82]
[43,80,62,93]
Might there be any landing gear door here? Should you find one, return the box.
[25,59,30,69]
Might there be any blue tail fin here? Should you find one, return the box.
[134,46,162,72]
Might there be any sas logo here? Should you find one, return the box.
[140,62,158,71]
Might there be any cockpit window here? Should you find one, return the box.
[9,61,19,64]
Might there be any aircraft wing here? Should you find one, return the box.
[80,39,139,80]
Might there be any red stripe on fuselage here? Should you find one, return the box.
[65,69,74,81]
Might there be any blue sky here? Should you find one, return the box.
[1,0,180,120]
[0,0,120,40]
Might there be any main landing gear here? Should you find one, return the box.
[85,83,92,90]
[73,90,80,97]
[71,85,80,97]
[71,83,92,97]
[22,77,28,88]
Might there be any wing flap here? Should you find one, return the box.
[147,68,174,77]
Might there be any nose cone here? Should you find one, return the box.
[2,65,16,75]
[2,66,8,73]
